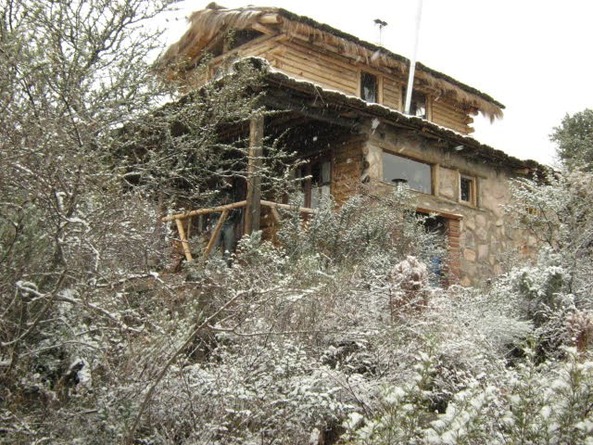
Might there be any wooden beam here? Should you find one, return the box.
[244,114,264,234]
[269,206,282,225]
[162,201,247,222]
[259,13,282,25]
[175,218,193,262]
[416,206,463,221]
[260,200,317,215]
[204,210,229,257]
[251,23,276,35]
[262,90,361,130]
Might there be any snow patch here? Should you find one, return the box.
[371,118,380,133]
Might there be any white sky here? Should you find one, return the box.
[160,0,593,166]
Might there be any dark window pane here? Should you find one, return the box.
[361,72,377,102]
[460,177,473,202]
[311,160,331,208]
[383,152,432,194]
[298,160,331,209]
[410,91,426,118]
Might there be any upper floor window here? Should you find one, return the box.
[383,151,432,194]
[410,91,427,119]
[360,72,378,103]
[402,88,428,119]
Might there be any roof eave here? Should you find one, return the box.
[256,62,539,174]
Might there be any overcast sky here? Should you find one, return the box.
[161,0,593,166]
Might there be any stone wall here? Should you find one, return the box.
[363,125,531,287]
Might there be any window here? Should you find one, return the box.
[311,160,331,208]
[402,88,428,119]
[360,72,378,103]
[383,152,432,194]
[459,175,476,205]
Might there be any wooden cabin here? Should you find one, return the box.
[159,4,542,286]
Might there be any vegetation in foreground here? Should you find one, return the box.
[2,0,593,443]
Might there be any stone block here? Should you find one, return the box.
[465,216,476,231]
[478,244,489,260]
[463,248,476,262]
[476,214,487,227]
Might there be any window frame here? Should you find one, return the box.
[296,157,332,209]
[459,174,477,206]
[401,87,431,120]
[360,71,380,103]
[382,151,434,195]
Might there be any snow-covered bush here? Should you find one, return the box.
[3,0,593,442]
[277,190,443,279]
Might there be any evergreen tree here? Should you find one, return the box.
[550,108,593,170]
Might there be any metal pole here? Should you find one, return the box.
[404,0,424,115]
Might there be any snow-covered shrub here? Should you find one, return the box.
[348,347,593,445]
[350,352,445,444]
[277,190,442,279]
[499,347,593,445]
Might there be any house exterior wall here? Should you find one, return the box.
[331,136,366,205]
[431,99,475,135]
[383,77,403,111]
[264,40,360,96]
[363,127,531,287]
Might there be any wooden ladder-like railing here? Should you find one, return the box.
[162,200,316,262]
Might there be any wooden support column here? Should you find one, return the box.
[244,113,264,235]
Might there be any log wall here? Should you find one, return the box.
[263,40,359,95]
[383,77,403,110]
[331,136,366,205]
[431,99,473,135]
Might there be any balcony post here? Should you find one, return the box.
[244,113,263,235]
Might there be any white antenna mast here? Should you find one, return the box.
[374,19,388,46]
[404,0,424,115]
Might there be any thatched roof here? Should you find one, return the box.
[159,4,505,121]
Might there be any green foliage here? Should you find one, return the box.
[277,190,444,276]
[551,109,593,171]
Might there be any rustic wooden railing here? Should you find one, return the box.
[162,200,317,262]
